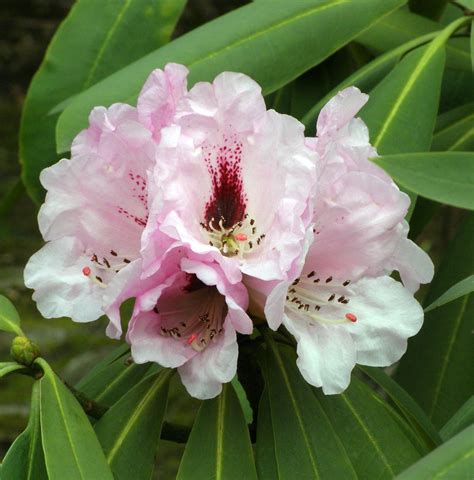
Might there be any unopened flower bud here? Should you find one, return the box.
[10,336,40,366]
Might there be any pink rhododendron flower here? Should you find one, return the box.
[260,87,434,394]
[140,71,317,287]
[24,64,188,338]
[128,246,252,399]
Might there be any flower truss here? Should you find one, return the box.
[25,64,433,399]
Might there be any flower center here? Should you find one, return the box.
[285,271,357,326]
[156,275,227,352]
[201,213,265,257]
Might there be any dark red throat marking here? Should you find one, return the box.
[204,136,247,229]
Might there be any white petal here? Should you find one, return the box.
[24,237,104,322]
[345,276,424,366]
[284,313,356,394]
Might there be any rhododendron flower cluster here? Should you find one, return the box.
[25,63,433,399]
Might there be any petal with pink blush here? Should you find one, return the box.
[137,63,189,140]
[316,86,368,139]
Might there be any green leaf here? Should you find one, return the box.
[425,275,474,312]
[457,0,474,10]
[20,0,186,204]
[440,396,474,441]
[302,31,440,129]
[374,152,474,210]
[94,369,172,480]
[432,102,474,151]
[0,362,25,379]
[356,8,471,71]
[396,213,474,428]
[177,383,257,480]
[0,294,23,336]
[231,376,253,424]
[360,366,441,448]
[36,358,113,480]
[258,338,358,479]
[396,425,474,479]
[77,354,152,407]
[256,389,279,479]
[1,382,47,480]
[360,19,459,154]
[471,19,474,71]
[313,376,423,477]
[56,0,406,153]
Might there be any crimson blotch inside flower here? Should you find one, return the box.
[24,63,433,399]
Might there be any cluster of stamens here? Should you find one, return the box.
[82,250,133,288]
[156,293,226,352]
[286,271,357,325]
[201,213,265,257]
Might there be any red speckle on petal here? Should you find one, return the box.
[82,266,91,276]
[235,233,248,241]
[187,333,198,345]
[345,313,357,323]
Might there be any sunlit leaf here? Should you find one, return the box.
[396,213,474,428]
[94,369,172,480]
[302,31,439,129]
[177,383,257,480]
[56,0,406,153]
[36,358,113,479]
[356,8,471,71]
[1,382,47,480]
[0,294,23,336]
[20,0,186,203]
[396,425,474,479]
[374,152,474,210]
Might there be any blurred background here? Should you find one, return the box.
[0,0,464,478]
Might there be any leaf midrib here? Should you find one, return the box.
[82,0,133,89]
[271,346,320,479]
[47,373,85,478]
[340,393,396,475]
[105,371,169,464]
[429,295,470,419]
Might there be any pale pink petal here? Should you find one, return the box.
[390,235,434,293]
[178,319,238,399]
[137,63,188,140]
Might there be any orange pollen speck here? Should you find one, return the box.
[345,313,357,323]
[187,333,198,345]
[82,266,91,276]
[234,233,248,241]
